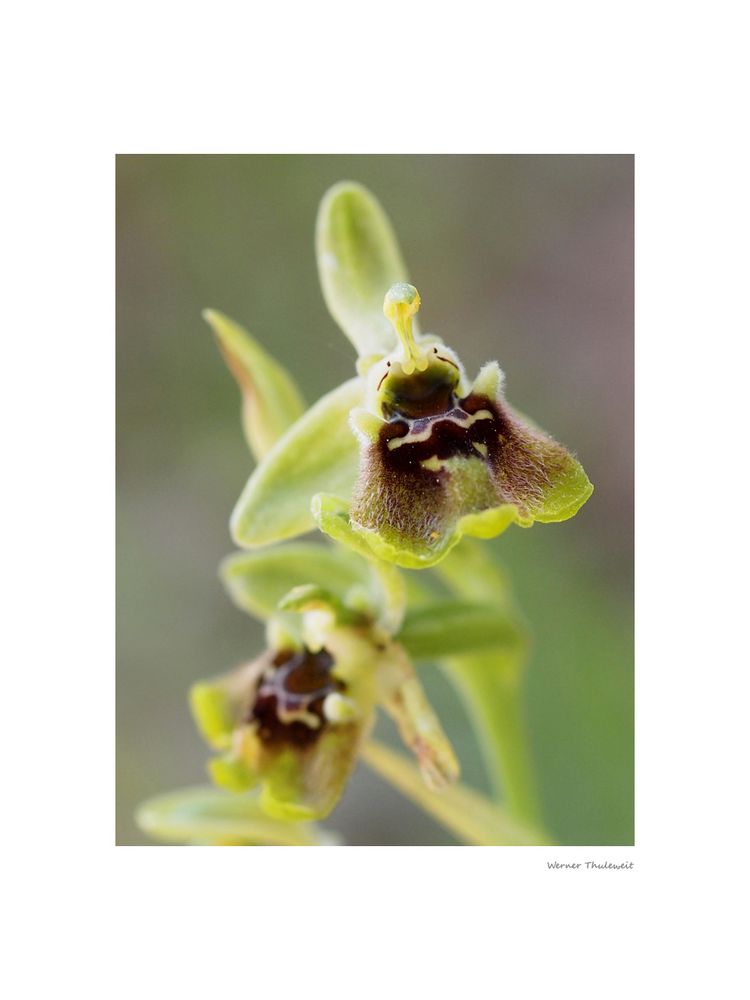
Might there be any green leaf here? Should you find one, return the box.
[230,377,363,548]
[135,785,335,845]
[360,741,550,846]
[316,182,416,359]
[398,599,524,661]
[220,543,372,621]
[203,309,306,461]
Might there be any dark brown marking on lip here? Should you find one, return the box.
[248,647,344,748]
[383,412,496,469]
[350,389,563,550]
[376,361,392,392]
[380,394,505,469]
[349,395,502,545]
[434,353,459,371]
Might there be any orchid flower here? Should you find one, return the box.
[188,543,468,820]
[221,182,592,570]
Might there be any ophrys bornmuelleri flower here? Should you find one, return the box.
[219,182,593,570]
[189,543,464,821]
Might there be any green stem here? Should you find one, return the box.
[441,653,543,828]
[432,540,544,829]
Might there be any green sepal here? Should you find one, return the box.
[397,599,525,661]
[316,182,416,358]
[230,378,363,548]
[135,785,332,846]
[203,309,306,461]
[220,543,373,622]
[189,682,235,750]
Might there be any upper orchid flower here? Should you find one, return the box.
[213,181,592,569]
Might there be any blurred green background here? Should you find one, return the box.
[117,155,633,846]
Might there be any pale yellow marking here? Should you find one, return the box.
[386,409,493,451]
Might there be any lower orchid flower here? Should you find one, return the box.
[189,544,461,820]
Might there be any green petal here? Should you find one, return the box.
[316,182,415,358]
[135,785,332,845]
[398,599,523,661]
[230,378,363,548]
[203,309,306,461]
[361,741,550,846]
[220,543,373,622]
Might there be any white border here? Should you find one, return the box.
[5,1,746,994]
